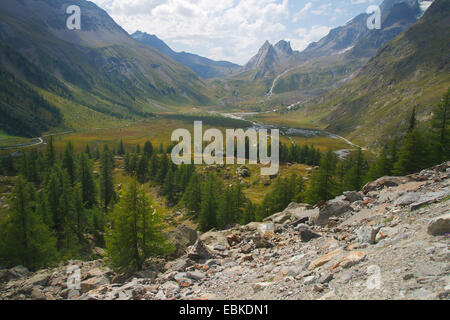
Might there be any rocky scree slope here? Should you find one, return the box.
[1,162,449,300]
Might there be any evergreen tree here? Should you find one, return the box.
[241,201,256,225]
[343,149,366,191]
[365,148,392,182]
[79,153,97,209]
[157,154,169,183]
[62,142,76,185]
[73,184,87,244]
[393,129,429,176]
[105,180,172,272]
[431,89,450,162]
[85,144,91,159]
[100,147,116,211]
[305,150,338,204]
[143,141,153,159]
[149,154,159,178]
[95,147,100,160]
[136,155,149,184]
[217,189,233,229]
[0,176,58,270]
[117,140,125,156]
[46,136,56,167]
[198,174,220,232]
[183,173,202,216]
[162,167,176,204]
[45,168,78,256]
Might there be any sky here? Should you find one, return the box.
[90,0,384,65]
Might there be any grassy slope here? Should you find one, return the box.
[288,0,450,148]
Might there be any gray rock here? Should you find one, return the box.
[303,275,316,285]
[394,192,421,207]
[169,224,198,258]
[343,191,364,203]
[356,226,382,244]
[8,265,30,279]
[298,227,321,242]
[186,271,205,281]
[362,176,411,194]
[319,273,334,284]
[410,191,448,211]
[427,213,450,236]
[187,239,215,260]
[165,258,194,272]
[314,199,351,226]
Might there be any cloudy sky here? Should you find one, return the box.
[90,0,383,65]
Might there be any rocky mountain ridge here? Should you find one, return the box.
[1,162,449,300]
[132,31,241,79]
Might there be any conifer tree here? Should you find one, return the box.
[343,149,366,191]
[46,136,56,167]
[105,179,172,272]
[136,155,149,184]
[100,147,116,211]
[198,174,219,232]
[85,144,91,158]
[79,153,97,208]
[0,176,58,270]
[143,141,153,159]
[305,150,338,204]
[117,139,125,156]
[431,89,450,162]
[183,173,202,216]
[45,168,78,256]
[63,141,76,185]
[393,129,429,176]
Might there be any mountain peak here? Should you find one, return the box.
[274,40,293,55]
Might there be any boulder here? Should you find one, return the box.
[186,271,205,281]
[362,176,411,194]
[187,239,215,260]
[410,191,448,211]
[200,230,229,248]
[169,225,198,258]
[263,211,291,224]
[22,271,51,288]
[356,226,382,244]
[308,249,344,271]
[427,213,450,236]
[343,191,364,203]
[80,276,109,294]
[8,265,30,280]
[314,199,351,226]
[330,251,366,271]
[165,257,194,272]
[298,226,321,242]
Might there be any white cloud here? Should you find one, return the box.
[288,25,331,52]
[90,0,383,64]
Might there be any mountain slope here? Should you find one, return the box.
[132,31,240,79]
[297,0,449,147]
[225,0,427,102]
[0,0,213,137]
